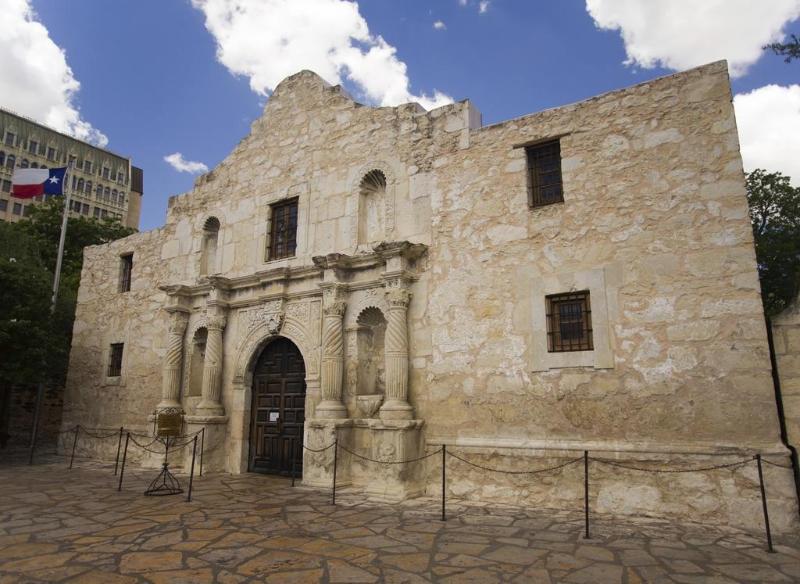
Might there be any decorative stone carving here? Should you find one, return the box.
[157,309,189,411]
[239,300,285,334]
[197,310,227,416]
[317,284,347,419]
[380,283,414,420]
[356,394,384,418]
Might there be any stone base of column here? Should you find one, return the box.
[183,415,228,473]
[155,400,182,412]
[354,419,425,501]
[195,401,225,417]
[303,419,353,488]
[378,399,414,421]
[315,400,348,419]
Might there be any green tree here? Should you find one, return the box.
[746,169,800,316]
[766,34,800,62]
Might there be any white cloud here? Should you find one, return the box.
[164,152,209,174]
[458,0,468,6]
[0,0,107,147]
[734,85,800,185]
[586,0,800,77]
[191,0,453,110]
[433,20,446,30]
[479,1,490,14]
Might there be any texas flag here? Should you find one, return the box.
[11,167,67,199]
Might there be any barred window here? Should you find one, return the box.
[119,253,133,292]
[267,198,298,261]
[546,291,593,352]
[527,140,564,208]
[108,343,124,377]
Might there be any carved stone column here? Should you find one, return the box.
[317,286,347,419]
[197,312,226,416]
[157,309,189,411]
[380,286,414,420]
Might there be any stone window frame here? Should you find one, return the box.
[531,267,615,371]
[264,196,300,263]
[118,253,133,293]
[101,337,128,386]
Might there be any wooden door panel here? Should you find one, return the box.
[249,337,306,475]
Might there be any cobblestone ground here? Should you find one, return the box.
[1,457,799,583]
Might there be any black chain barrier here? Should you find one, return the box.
[590,456,753,474]
[448,450,583,475]
[762,458,793,469]
[339,444,443,465]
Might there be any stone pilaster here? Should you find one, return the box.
[157,309,189,411]
[197,312,226,416]
[317,285,347,419]
[380,286,414,420]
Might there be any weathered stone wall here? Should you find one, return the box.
[62,61,797,532]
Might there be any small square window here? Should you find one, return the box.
[119,253,133,292]
[267,198,299,261]
[546,291,593,352]
[108,343,124,377]
[527,139,564,208]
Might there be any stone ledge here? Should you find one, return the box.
[184,415,228,425]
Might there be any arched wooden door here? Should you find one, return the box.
[249,337,306,475]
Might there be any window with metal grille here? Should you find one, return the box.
[267,198,298,260]
[119,254,133,292]
[546,291,593,352]
[108,343,124,377]
[527,140,564,208]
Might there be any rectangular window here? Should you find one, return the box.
[527,140,564,208]
[108,343,124,377]
[12,202,21,215]
[102,167,110,179]
[5,132,15,146]
[22,205,30,217]
[84,161,92,174]
[1,180,10,193]
[29,140,38,154]
[0,199,7,212]
[267,198,299,260]
[93,207,100,218]
[82,203,90,215]
[545,291,593,352]
[47,147,56,161]
[119,253,133,292]
[68,154,76,167]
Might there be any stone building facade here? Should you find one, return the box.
[62,61,798,532]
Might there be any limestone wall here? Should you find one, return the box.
[62,62,797,531]
[773,299,800,451]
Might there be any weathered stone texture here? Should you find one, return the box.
[773,298,800,452]
[62,61,797,532]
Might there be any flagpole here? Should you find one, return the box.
[28,167,71,464]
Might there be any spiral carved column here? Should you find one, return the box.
[317,294,347,419]
[197,313,226,416]
[380,286,414,420]
[157,310,188,411]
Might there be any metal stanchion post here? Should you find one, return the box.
[199,427,205,476]
[332,436,338,505]
[114,426,123,476]
[118,433,130,491]
[441,445,447,522]
[69,425,79,469]
[756,454,775,553]
[291,440,297,488]
[584,450,590,539]
[187,436,198,502]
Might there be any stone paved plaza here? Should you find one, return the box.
[1,456,799,583]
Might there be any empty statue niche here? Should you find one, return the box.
[358,169,386,245]
[355,307,387,418]
[187,327,207,397]
[200,216,220,275]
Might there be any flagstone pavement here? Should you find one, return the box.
[0,455,799,583]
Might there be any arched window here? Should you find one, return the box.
[6,155,15,169]
[358,169,386,244]
[20,159,29,168]
[200,216,220,275]
[31,162,38,168]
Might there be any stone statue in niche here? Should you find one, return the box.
[354,306,387,418]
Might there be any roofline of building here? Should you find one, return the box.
[0,105,132,163]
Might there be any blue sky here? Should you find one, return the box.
[3,1,799,231]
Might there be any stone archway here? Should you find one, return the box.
[248,336,306,475]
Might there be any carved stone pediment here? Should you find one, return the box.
[239,299,285,335]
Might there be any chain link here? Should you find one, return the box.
[447,451,583,475]
[762,458,793,470]
[590,457,753,474]
[302,442,335,453]
[339,444,443,465]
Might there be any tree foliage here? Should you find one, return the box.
[0,198,135,388]
[746,169,800,316]
[766,34,800,62]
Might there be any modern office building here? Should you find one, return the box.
[0,107,142,229]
